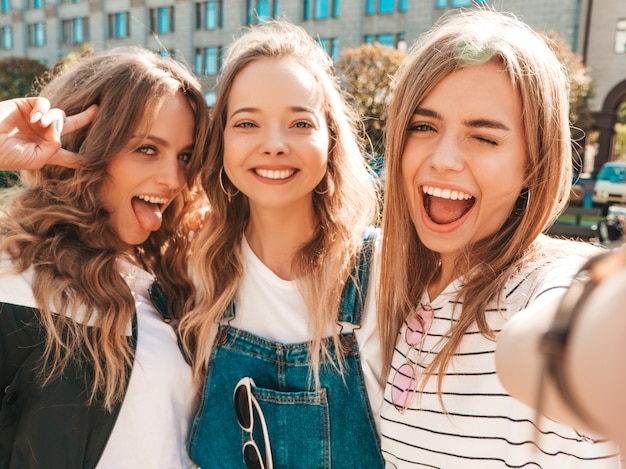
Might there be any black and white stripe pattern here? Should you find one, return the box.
[381,237,621,468]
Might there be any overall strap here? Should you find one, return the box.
[222,299,236,319]
[338,226,377,326]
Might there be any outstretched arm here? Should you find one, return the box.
[0,97,97,170]
[496,250,626,449]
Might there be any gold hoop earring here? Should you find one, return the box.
[314,184,330,195]
[219,166,239,203]
[313,174,331,195]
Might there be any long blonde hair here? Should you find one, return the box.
[179,20,379,387]
[379,9,572,391]
[0,47,209,410]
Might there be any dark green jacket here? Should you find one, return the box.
[0,302,135,469]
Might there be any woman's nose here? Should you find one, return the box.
[429,135,465,172]
[261,125,288,156]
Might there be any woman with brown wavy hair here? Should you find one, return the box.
[0,46,208,468]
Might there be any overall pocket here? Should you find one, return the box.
[251,384,330,469]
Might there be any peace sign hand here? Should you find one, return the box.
[0,97,97,170]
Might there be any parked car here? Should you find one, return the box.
[592,161,626,211]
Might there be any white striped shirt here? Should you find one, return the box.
[381,236,621,468]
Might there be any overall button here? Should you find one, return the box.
[340,335,355,353]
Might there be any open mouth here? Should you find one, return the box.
[254,168,297,180]
[422,185,475,225]
[131,195,168,232]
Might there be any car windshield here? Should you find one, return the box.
[598,165,626,183]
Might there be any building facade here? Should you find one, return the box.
[582,0,626,169]
[0,0,623,168]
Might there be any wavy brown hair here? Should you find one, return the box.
[379,9,572,393]
[179,20,379,387]
[0,46,209,410]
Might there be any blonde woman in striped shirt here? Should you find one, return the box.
[377,8,621,468]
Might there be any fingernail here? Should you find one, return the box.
[188,230,196,241]
[55,119,63,134]
[30,112,42,124]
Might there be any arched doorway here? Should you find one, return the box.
[591,79,626,172]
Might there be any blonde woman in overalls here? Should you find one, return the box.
[179,20,385,469]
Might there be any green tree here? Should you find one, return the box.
[617,101,626,125]
[545,31,595,162]
[0,57,48,100]
[336,42,406,159]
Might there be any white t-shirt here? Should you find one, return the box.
[227,235,384,430]
[380,235,621,468]
[97,261,198,469]
[0,257,197,469]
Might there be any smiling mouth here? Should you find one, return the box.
[254,168,297,180]
[422,185,475,225]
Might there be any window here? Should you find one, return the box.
[62,17,88,44]
[379,0,394,13]
[28,22,45,47]
[397,32,406,51]
[195,46,220,75]
[437,0,486,7]
[247,0,278,24]
[314,0,328,18]
[317,37,339,60]
[0,25,11,49]
[109,12,130,38]
[304,0,339,20]
[29,0,43,9]
[364,32,405,49]
[376,33,394,47]
[150,6,175,34]
[1,0,9,14]
[366,0,406,14]
[616,19,626,53]
[196,1,222,30]
[205,92,216,107]
[205,46,218,75]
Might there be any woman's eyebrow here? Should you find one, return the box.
[464,118,510,131]
[413,107,510,131]
[413,107,441,119]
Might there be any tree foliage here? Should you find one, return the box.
[617,101,626,125]
[0,57,48,100]
[545,31,595,148]
[336,42,405,158]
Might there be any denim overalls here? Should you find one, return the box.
[187,231,384,469]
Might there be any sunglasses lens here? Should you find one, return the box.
[391,362,416,411]
[148,281,170,319]
[406,305,433,346]
[243,441,265,469]
[234,383,252,430]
